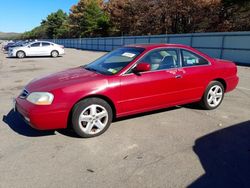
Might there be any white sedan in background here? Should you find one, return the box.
[8,41,64,58]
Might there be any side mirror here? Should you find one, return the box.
[28,46,31,48]
[133,63,151,73]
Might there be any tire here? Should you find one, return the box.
[71,98,113,138]
[51,50,59,58]
[200,81,224,110]
[16,51,25,58]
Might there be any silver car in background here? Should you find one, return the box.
[8,41,65,58]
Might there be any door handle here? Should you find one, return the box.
[175,75,182,79]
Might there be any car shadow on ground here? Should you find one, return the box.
[2,104,202,138]
[2,109,80,138]
[2,109,55,137]
[114,106,181,122]
[114,103,205,122]
[188,120,250,188]
[6,56,63,59]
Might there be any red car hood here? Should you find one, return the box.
[25,67,106,92]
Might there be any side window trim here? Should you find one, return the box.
[177,48,183,67]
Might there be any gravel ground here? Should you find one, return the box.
[0,47,250,188]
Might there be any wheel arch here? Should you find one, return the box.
[67,94,117,128]
[51,50,59,55]
[213,78,227,91]
[16,50,26,57]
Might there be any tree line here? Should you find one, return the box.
[20,0,250,39]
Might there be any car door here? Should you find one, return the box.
[119,48,183,115]
[28,42,42,56]
[41,42,52,55]
[176,49,213,102]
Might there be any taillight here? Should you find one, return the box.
[60,45,64,49]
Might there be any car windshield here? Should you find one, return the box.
[84,47,145,75]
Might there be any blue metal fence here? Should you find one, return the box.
[48,31,250,65]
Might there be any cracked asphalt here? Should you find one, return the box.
[0,47,250,188]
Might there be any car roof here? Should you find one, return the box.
[33,41,52,43]
[28,41,54,45]
[126,43,191,50]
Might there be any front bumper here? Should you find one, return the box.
[59,49,65,55]
[15,97,69,130]
[8,51,15,57]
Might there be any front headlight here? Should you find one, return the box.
[26,92,54,105]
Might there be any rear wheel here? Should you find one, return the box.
[71,98,113,138]
[16,51,25,58]
[200,81,224,110]
[51,50,59,58]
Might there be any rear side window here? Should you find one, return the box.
[31,42,40,47]
[42,42,50,47]
[181,50,209,67]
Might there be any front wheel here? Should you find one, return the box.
[51,50,59,58]
[71,98,113,138]
[16,51,25,58]
[200,81,224,110]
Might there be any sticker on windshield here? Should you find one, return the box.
[122,52,136,58]
[107,68,117,74]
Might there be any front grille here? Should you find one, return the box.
[19,89,29,99]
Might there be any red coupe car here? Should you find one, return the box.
[15,44,239,137]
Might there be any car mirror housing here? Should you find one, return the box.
[133,63,151,73]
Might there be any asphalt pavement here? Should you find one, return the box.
[0,47,250,188]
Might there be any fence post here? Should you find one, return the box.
[190,34,193,47]
[111,37,114,50]
[148,36,151,44]
[220,35,225,59]
[97,37,99,51]
[79,37,81,49]
[165,35,169,44]
[104,37,107,51]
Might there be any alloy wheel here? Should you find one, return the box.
[51,51,58,57]
[17,51,25,58]
[207,85,223,107]
[78,104,109,135]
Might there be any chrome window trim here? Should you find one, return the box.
[125,67,179,76]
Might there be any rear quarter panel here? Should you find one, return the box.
[211,59,238,92]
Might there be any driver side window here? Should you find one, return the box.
[138,49,179,71]
[30,42,41,47]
